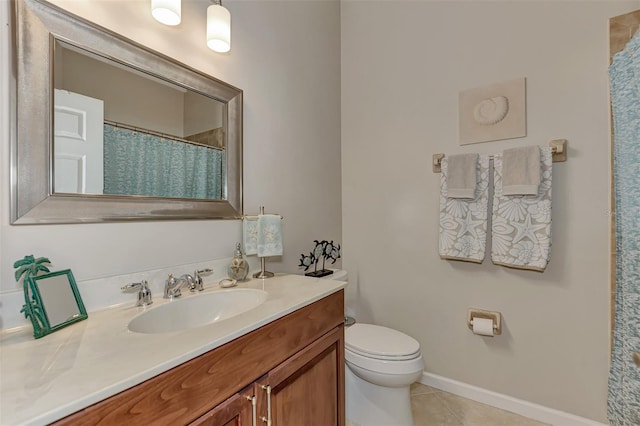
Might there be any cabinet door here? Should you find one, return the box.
[191,384,255,426]
[264,326,345,426]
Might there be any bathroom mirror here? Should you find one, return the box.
[53,40,228,200]
[25,270,88,339]
[11,0,243,224]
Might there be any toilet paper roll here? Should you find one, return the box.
[472,318,495,336]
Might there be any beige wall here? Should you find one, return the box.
[58,48,225,138]
[58,48,186,136]
[0,0,341,293]
[341,0,639,422]
[183,90,224,137]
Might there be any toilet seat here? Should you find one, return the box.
[345,348,424,376]
[345,323,421,361]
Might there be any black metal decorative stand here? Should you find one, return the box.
[299,240,341,278]
[305,269,334,278]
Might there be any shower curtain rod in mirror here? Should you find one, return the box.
[103,119,224,151]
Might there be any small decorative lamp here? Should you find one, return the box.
[207,0,231,53]
[151,0,181,26]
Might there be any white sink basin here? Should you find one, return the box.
[128,289,268,334]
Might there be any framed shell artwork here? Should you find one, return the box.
[458,77,526,145]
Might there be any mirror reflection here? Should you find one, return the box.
[53,40,226,200]
[35,273,84,326]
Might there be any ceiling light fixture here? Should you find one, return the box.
[207,0,231,53]
[151,0,181,26]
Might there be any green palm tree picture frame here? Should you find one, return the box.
[14,255,88,339]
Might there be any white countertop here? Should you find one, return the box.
[0,274,347,425]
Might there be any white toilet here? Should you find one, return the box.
[322,270,424,426]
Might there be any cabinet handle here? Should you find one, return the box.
[260,384,272,426]
[246,395,257,426]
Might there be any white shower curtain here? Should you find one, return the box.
[608,29,640,426]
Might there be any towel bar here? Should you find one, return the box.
[432,139,567,173]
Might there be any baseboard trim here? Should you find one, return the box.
[420,372,608,426]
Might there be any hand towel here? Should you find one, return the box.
[491,147,552,272]
[502,145,541,196]
[439,154,490,263]
[243,217,258,255]
[257,214,283,257]
[445,153,479,199]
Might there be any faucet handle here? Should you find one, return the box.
[193,268,213,292]
[121,281,144,291]
[121,280,153,307]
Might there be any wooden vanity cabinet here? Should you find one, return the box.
[193,326,344,426]
[55,290,344,426]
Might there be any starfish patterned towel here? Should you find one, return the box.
[439,154,490,263]
[491,147,552,272]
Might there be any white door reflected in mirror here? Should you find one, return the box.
[54,89,104,194]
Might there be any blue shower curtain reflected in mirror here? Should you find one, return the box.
[608,30,640,426]
[103,124,224,200]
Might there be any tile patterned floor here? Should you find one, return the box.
[410,383,549,426]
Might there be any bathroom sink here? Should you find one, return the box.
[127,289,268,334]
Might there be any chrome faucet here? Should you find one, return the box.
[164,274,190,299]
[121,280,153,307]
[164,268,213,299]
[193,268,213,291]
[181,273,196,292]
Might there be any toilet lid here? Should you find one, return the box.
[345,323,421,361]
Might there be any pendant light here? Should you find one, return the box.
[207,0,231,53]
[151,0,181,26]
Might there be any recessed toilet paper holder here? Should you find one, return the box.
[467,308,502,335]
